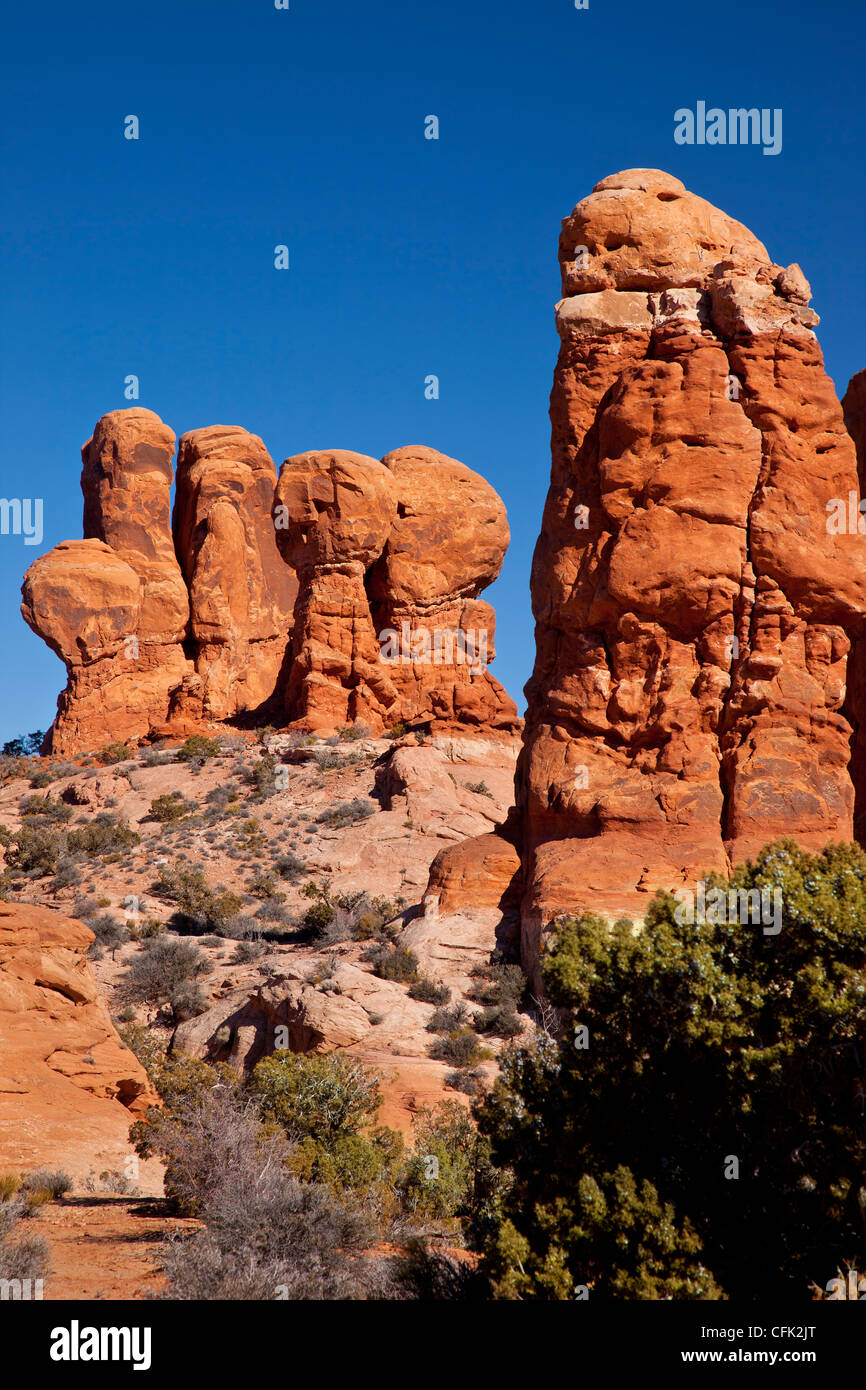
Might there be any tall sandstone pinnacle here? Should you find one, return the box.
[22,410,191,754]
[424,169,866,988]
[172,425,298,721]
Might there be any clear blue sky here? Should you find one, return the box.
[1,0,864,743]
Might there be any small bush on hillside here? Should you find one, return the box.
[96,742,133,765]
[363,944,419,984]
[153,863,242,933]
[316,798,375,828]
[22,1170,73,1200]
[274,851,306,882]
[251,1052,381,1147]
[2,824,65,875]
[149,793,191,824]
[409,977,451,1005]
[87,914,128,957]
[175,735,221,766]
[429,1029,486,1069]
[67,813,140,857]
[120,935,212,1024]
[0,1199,50,1282]
[18,795,72,824]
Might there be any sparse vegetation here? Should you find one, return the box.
[175,735,221,766]
[153,863,242,933]
[364,943,419,984]
[316,797,375,828]
[120,934,213,1023]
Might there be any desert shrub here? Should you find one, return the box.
[288,1127,403,1197]
[0,1174,21,1202]
[3,824,65,875]
[96,742,133,765]
[67,813,140,857]
[254,902,291,927]
[251,1052,381,1147]
[87,914,128,957]
[231,940,268,964]
[445,1068,483,1096]
[140,746,174,767]
[246,753,279,799]
[363,944,419,984]
[429,1029,485,1068]
[399,1102,500,1229]
[153,863,242,932]
[476,839,866,1300]
[466,780,493,798]
[175,735,221,766]
[316,797,375,828]
[469,958,526,1009]
[22,1170,72,1200]
[18,795,72,824]
[336,724,369,742]
[120,935,212,1023]
[248,869,286,901]
[161,1157,377,1300]
[275,851,306,882]
[52,855,83,889]
[302,900,335,936]
[149,793,190,824]
[82,1169,139,1195]
[0,1199,49,1283]
[204,783,241,812]
[426,1002,470,1034]
[387,723,407,740]
[409,977,451,1005]
[472,1006,523,1039]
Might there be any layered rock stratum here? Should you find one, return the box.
[425,168,866,985]
[22,415,518,751]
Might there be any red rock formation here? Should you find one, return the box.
[425,170,866,987]
[842,369,866,841]
[273,445,519,735]
[23,411,517,751]
[172,426,297,720]
[0,901,157,1184]
[22,410,192,754]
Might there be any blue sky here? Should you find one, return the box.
[1,0,864,743]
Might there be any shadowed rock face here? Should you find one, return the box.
[23,412,518,751]
[172,426,298,721]
[273,445,520,736]
[423,169,866,986]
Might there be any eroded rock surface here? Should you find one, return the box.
[273,445,519,735]
[173,426,297,720]
[23,414,517,751]
[425,170,866,986]
[0,901,158,1185]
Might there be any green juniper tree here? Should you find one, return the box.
[475,839,866,1299]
